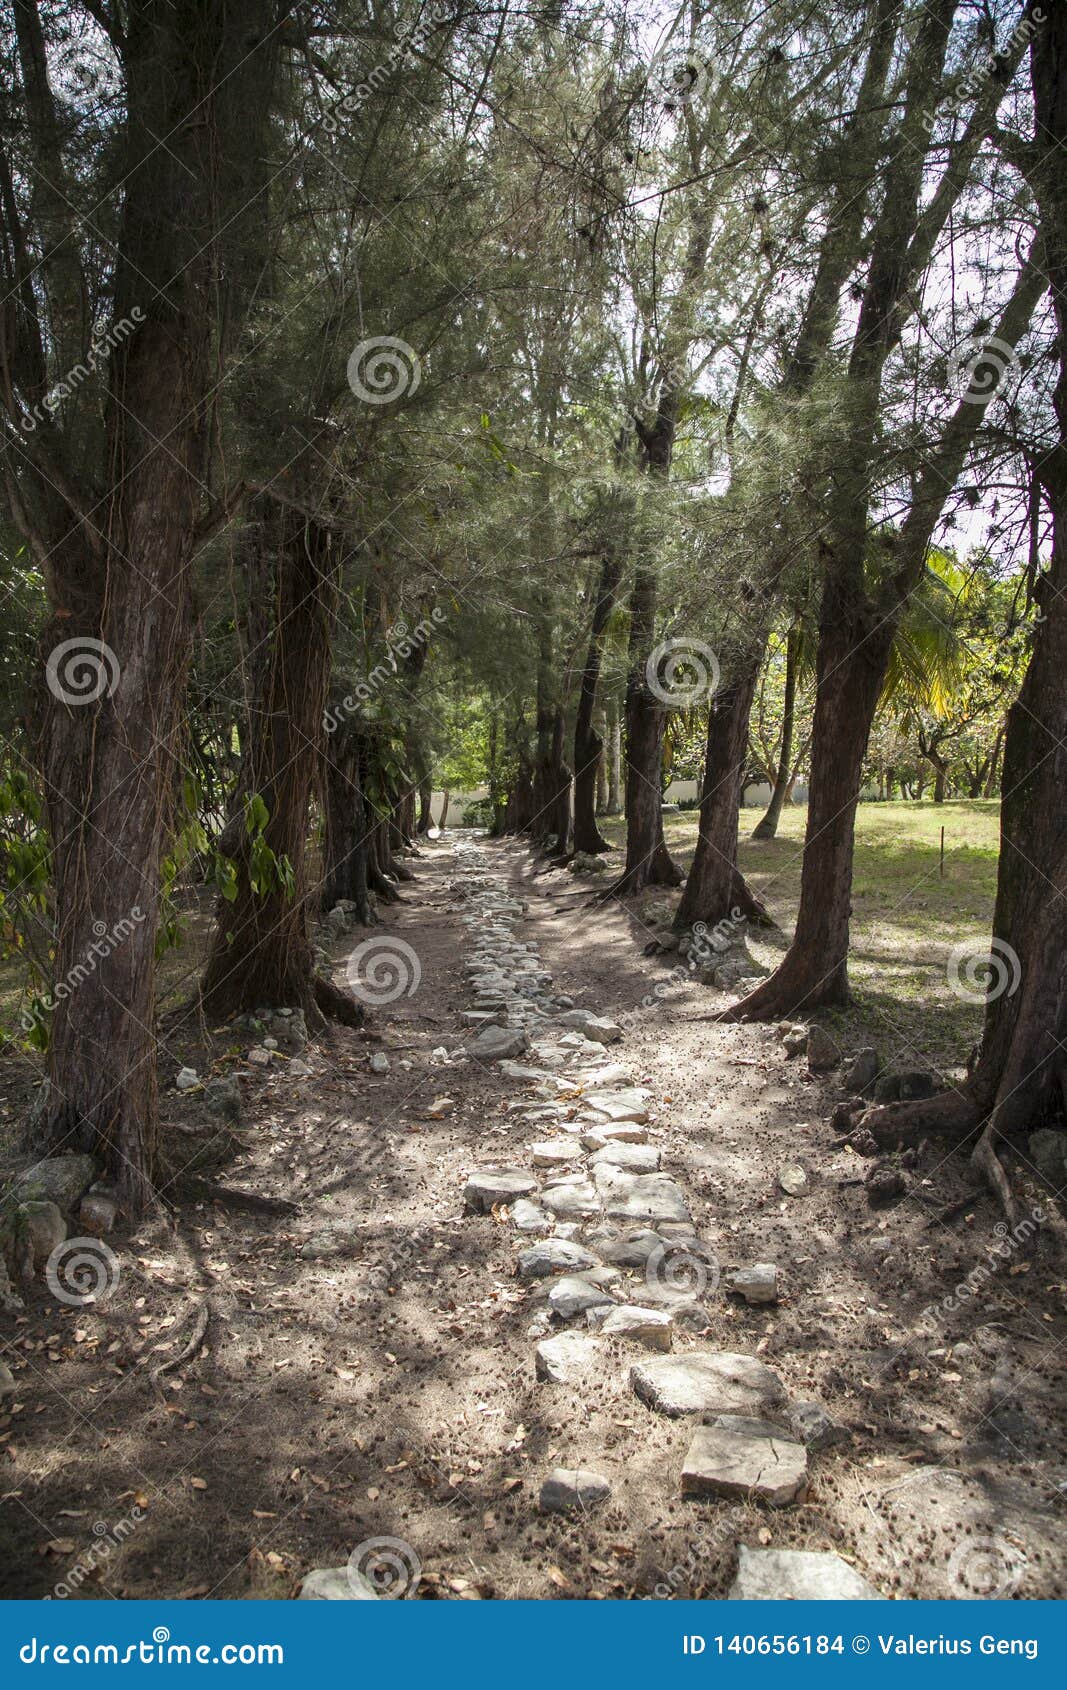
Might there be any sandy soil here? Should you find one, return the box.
[1,833,1065,1601]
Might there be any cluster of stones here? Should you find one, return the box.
[452,837,861,1584]
[0,1153,115,1312]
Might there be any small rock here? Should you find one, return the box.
[581,1123,649,1151]
[535,1332,599,1384]
[600,1305,674,1351]
[556,1009,622,1045]
[369,1051,390,1074]
[0,1360,15,1401]
[598,1228,664,1269]
[467,1024,530,1061]
[778,1163,809,1197]
[547,1275,615,1318]
[79,1190,119,1237]
[873,1068,937,1103]
[247,1046,273,1067]
[681,1416,807,1506]
[175,1066,199,1091]
[539,1468,611,1512]
[729,1545,879,1599]
[726,1263,778,1305]
[288,1059,312,1079]
[788,1399,848,1450]
[518,1239,599,1280]
[324,906,351,938]
[843,1047,880,1093]
[511,1199,552,1234]
[262,1036,279,1051]
[205,1077,242,1119]
[782,1025,808,1057]
[866,1164,908,1206]
[19,1200,67,1273]
[463,1168,539,1214]
[298,1566,377,1599]
[806,1026,839,1070]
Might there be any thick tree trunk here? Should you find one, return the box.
[752,623,800,840]
[201,506,352,1024]
[573,553,623,854]
[416,777,433,834]
[674,662,774,930]
[26,2,278,1214]
[544,707,573,856]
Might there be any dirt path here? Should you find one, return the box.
[2,834,1065,1600]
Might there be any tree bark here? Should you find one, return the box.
[23,3,279,1213]
[201,504,352,1024]
[322,722,374,924]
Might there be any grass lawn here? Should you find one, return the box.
[601,798,1003,1081]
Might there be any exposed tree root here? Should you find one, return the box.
[855,1087,981,1149]
[718,966,849,1021]
[151,1300,209,1383]
[313,975,365,1028]
[971,1119,1029,1238]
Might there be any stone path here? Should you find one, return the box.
[449,836,852,1561]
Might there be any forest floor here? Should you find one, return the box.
[1,829,1066,1601]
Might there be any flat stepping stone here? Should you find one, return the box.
[598,1304,674,1351]
[530,1140,583,1168]
[464,1168,539,1213]
[535,1332,599,1384]
[539,1468,611,1512]
[596,1166,690,1224]
[631,1351,787,1418]
[510,1198,552,1233]
[682,1416,807,1506]
[582,1088,651,1122]
[541,1179,600,1218]
[556,1010,622,1044]
[726,1263,779,1305]
[518,1239,599,1280]
[547,1275,615,1318]
[467,1025,529,1059]
[590,1142,661,1172]
[729,1545,879,1600]
[581,1062,633,1088]
[596,1228,665,1268]
[581,1122,649,1150]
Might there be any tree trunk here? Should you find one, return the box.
[674,662,774,930]
[859,5,1067,1162]
[416,777,433,834]
[201,505,356,1027]
[26,2,279,1214]
[544,706,573,856]
[610,562,682,893]
[752,624,800,839]
[573,553,623,853]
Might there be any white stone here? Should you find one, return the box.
[518,1239,599,1280]
[726,1263,779,1305]
[547,1275,615,1318]
[539,1468,611,1511]
[682,1416,807,1505]
[590,1142,661,1172]
[599,1305,674,1351]
[463,1168,539,1213]
[631,1351,787,1418]
[729,1546,879,1600]
[535,1331,599,1384]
